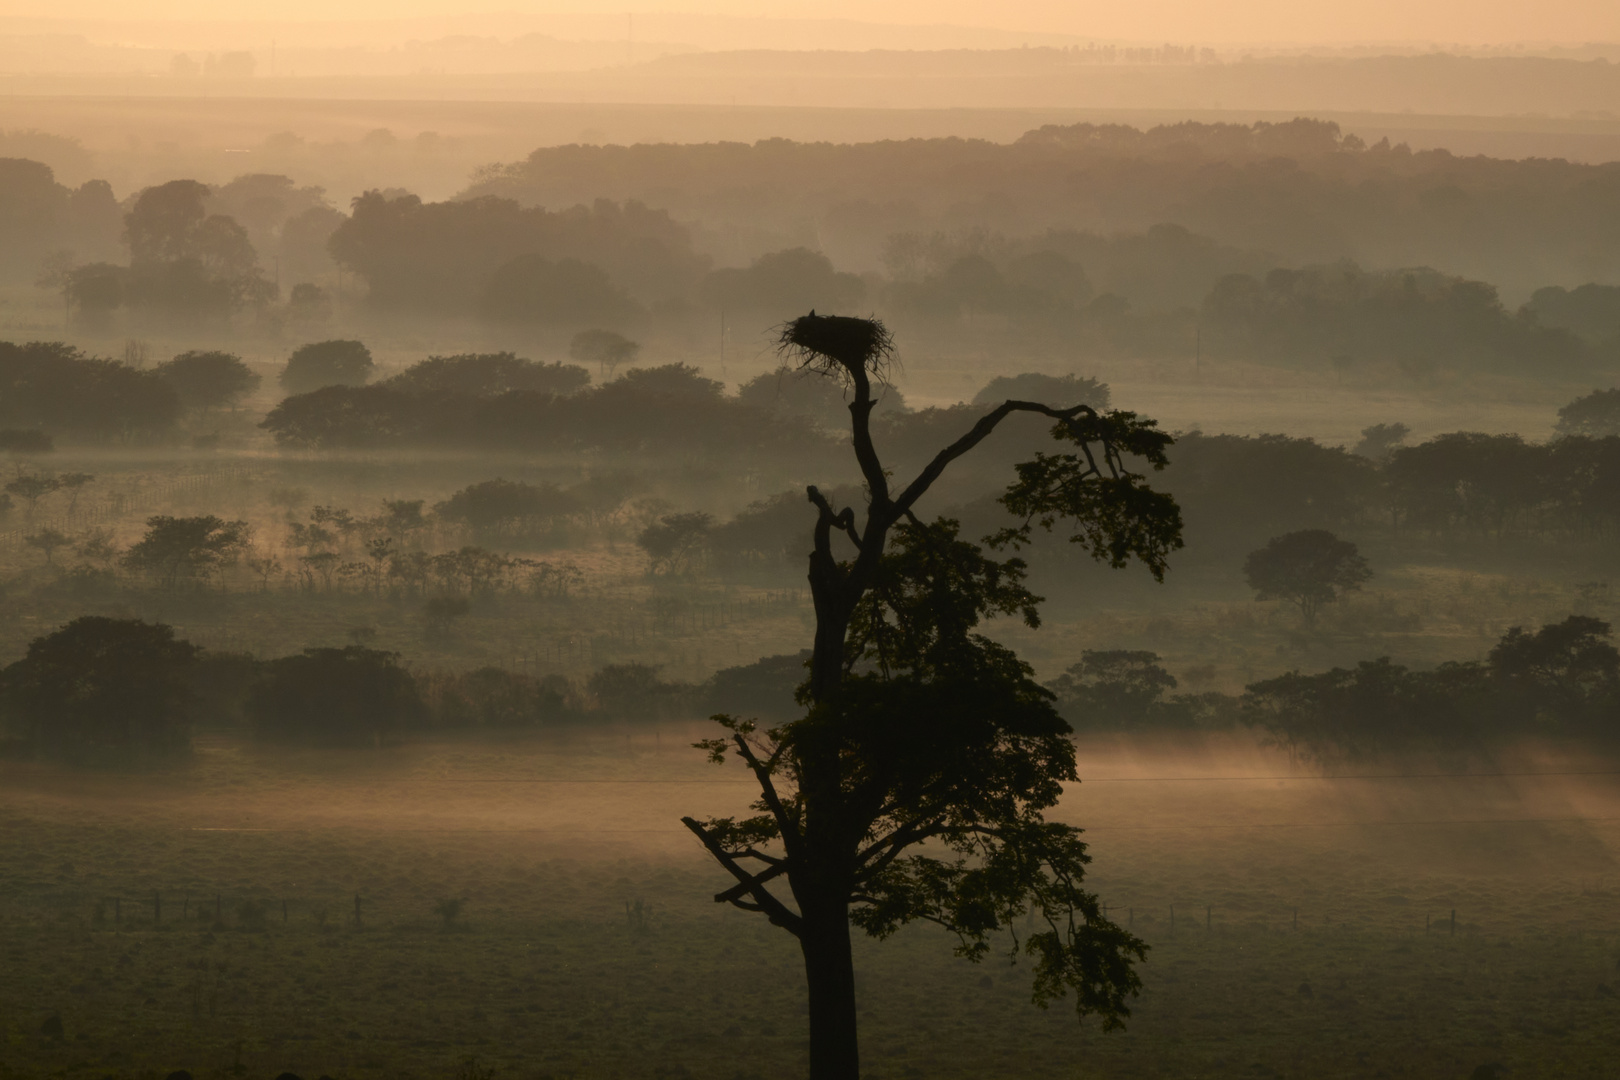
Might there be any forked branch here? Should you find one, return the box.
[682,816,803,935]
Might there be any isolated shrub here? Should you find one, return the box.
[246,646,425,746]
[280,339,373,394]
[0,617,198,763]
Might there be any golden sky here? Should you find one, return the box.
[7,0,1619,44]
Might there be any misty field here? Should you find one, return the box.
[2,731,1617,1080]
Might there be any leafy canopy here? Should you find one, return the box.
[697,516,1149,1027]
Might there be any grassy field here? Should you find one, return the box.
[2,732,1618,1080]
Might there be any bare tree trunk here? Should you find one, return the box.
[800,895,860,1080]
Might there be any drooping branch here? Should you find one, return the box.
[682,816,804,936]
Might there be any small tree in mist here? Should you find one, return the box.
[683,312,1183,1080]
[636,511,712,576]
[1243,529,1371,628]
[569,328,640,378]
[24,528,70,566]
[122,515,250,589]
[424,596,471,645]
[5,473,60,520]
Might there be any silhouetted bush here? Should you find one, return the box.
[418,667,583,727]
[280,339,373,394]
[153,350,261,411]
[586,663,693,721]
[0,617,198,764]
[246,646,425,747]
[385,352,590,397]
[0,341,180,439]
[702,651,810,721]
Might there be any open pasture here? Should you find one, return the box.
[2,732,1618,1080]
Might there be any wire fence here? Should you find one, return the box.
[0,465,262,548]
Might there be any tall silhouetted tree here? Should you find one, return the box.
[684,313,1183,1080]
[1243,529,1371,627]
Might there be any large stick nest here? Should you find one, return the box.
[777,312,896,384]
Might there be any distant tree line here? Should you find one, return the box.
[463,118,1620,301]
[4,611,1613,765]
[1041,615,1619,759]
[261,360,829,460]
[0,617,755,763]
[641,413,1620,576]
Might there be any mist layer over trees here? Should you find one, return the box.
[3,86,1620,1080]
